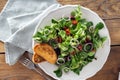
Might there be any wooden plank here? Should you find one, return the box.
[105,19,120,45]
[0,0,7,12]
[0,42,4,53]
[0,46,120,80]
[0,0,6,53]
[0,54,44,80]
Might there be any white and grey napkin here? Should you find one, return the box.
[0,0,60,65]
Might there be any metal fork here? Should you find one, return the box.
[19,55,55,80]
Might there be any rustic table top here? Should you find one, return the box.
[0,0,120,80]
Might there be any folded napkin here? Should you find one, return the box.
[0,0,60,65]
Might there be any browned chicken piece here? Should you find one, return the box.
[33,43,57,64]
[32,53,45,64]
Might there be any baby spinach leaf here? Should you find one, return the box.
[54,68,62,77]
[86,21,93,27]
[95,22,104,30]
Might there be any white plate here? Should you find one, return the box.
[33,5,111,80]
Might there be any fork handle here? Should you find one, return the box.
[33,66,55,80]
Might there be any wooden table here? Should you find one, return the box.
[0,0,120,80]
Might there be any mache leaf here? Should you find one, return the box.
[52,19,58,23]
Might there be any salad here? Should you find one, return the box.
[33,6,107,77]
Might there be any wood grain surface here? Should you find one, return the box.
[0,0,120,80]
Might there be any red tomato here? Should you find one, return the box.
[72,20,78,25]
[65,28,70,35]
